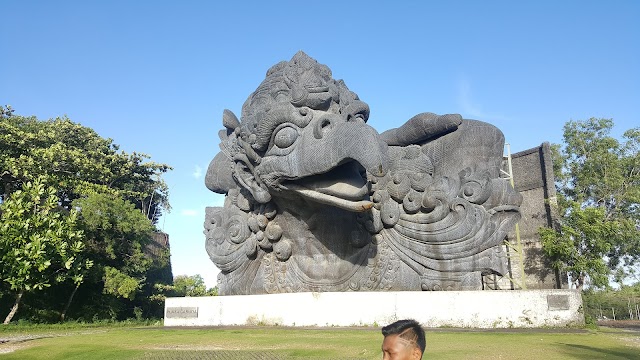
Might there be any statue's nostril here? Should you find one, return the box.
[314,118,333,139]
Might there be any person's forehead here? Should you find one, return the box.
[383,334,410,349]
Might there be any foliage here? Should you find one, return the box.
[171,274,217,297]
[73,193,154,276]
[102,267,140,300]
[70,191,173,319]
[0,112,171,223]
[207,286,219,296]
[1,104,15,118]
[0,108,173,322]
[542,118,640,290]
[540,205,635,289]
[0,178,89,323]
[582,284,640,321]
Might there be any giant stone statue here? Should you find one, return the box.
[204,52,522,295]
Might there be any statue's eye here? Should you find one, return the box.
[273,126,298,149]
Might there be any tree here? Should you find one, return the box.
[72,193,156,317]
[1,105,14,118]
[59,251,94,321]
[102,266,140,300]
[1,109,173,321]
[0,113,171,222]
[73,193,154,276]
[541,118,640,290]
[0,178,87,323]
[172,275,217,297]
[172,275,207,297]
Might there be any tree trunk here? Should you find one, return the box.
[60,283,80,322]
[3,290,24,324]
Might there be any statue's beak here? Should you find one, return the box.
[257,121,389,212]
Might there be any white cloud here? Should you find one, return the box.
[192,165,203,179]
[457,75,506,121]
[458,77,483,118]
[181,209,199,217]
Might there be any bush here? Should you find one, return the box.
[582,286,640,321]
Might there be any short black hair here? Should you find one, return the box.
[381,319,426,354]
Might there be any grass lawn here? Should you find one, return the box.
[1,324,639,359]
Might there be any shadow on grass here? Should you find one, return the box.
[556,343,639,360]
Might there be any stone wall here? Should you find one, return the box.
[490,142,561,290]
[164,290,583,328]
[146,231,173,285]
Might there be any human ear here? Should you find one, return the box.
[412,347,422,360]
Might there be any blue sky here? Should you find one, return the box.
[2,1,638,288]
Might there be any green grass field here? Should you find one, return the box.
[1,324,638,359]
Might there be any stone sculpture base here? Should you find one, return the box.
[164,290,583,328]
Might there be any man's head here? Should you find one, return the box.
[381,319,425,360]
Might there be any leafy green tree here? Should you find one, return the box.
[207,286,219,296]
[59,251,94,321]
[541,118,640,290]
[172,275,207,297]
[73,193,154,276]
[172,275,217,297]
[72,193,156,316]
[582,283,640,322]
[0,113,171,223]
[102,266,140,300]
[1,105,14,118]
[1,109,173,321]
[0,178,87,324]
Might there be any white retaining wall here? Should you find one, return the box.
[164,290,583,328]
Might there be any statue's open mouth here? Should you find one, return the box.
[282,161,373,212]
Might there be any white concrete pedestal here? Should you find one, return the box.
[164,290,583,328]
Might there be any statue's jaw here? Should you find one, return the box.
[282,161,373,212]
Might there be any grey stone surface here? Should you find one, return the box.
[547,294,570,311]
[506,143,561,290]
[204,52,522,295]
